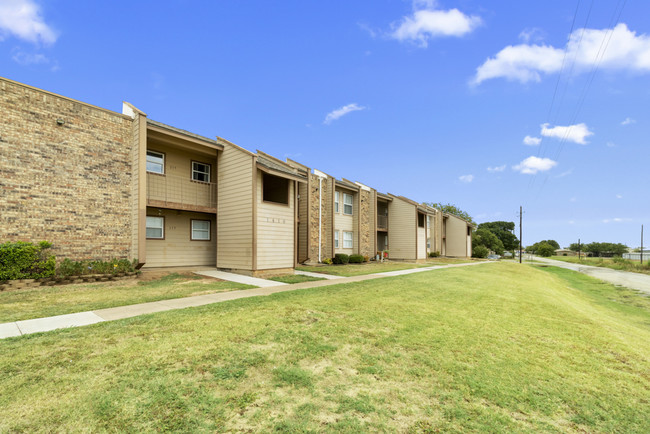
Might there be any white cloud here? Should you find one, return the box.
[11,48,48,65]
[540,123,593,145]
[459,174,474,183]
[390,2,481,47]
[603,217,631,223]
[518,28,545,43]
[513,156,557,174]
[555,169,573,178]
[523,135,541,146]
[323,103,366,125]
[487,165,506,172]
[616,194,623,199]
[0,0,57,44]
[472,23,650,85]
[621,117,636,125]
[569,197,577,202]
[606,141,617,147]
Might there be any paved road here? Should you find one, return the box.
[533,256,650,295]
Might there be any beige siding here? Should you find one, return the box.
[256,171,295,270]
[335,213,355,254]
[146,142,217,208]
[217,144,254,269]
[144,208,216,267]
[417,226,427,259]
[388,198,416,260]
[445,214,470,258]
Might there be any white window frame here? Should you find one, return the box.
[343,231,353,249]
[191,219,211,241]
[191,161,211,183]
[146,216,164,239]
[146,150,165,174]
[334,230,339,248]
[334,191,340,213]
[343,193,353,215]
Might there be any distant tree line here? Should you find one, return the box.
[568,242,628,257]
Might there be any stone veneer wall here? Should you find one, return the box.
[358,189,372,258]
[307,172,331,262]
[0,78,134,261]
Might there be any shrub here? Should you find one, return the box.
[333,254,350,265]
[429,251,440,258]
[363,255,369,262]
[57,258,137,277]
[472,245,489,259]
[0,241,56,281]
[322,257,333,265]
[349,254,364,264]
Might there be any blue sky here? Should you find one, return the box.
[1,0,648,248]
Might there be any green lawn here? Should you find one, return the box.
[551,255,650,275]
[267,274,327,284]
[1,262,649,432]
[297,257,473,277]
[0,273,254,323]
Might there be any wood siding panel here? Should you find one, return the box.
[144,208,216,267]
[217,144,253,269]
[388,198,416,260]
[256,171,295,269]
[417,227,427,259]
[445,214,470,258]
[297,182,308,262]
[334,213,355,254]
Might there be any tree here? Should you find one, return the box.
[472,245,489,258]
[472,228,504,255]
[537,243,555,257]
[583,242,628,257]
[527,240,560,254]
[424,202,474,224]
[477,221,519,251]
[568,243,581,252]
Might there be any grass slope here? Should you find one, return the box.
[1,263,648,432]
[0,274,254,323]
[297,258,472,277]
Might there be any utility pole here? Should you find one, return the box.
[578,238,581,260]
[641,225,644,264]
[519,206,523,264]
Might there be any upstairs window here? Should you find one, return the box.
[192,161,211,183]
[343,193,353,215]
[418,213,425,228]
[146,150,164,174]
[262,173,289,205]
[335,191,340,213]
[146,216,164,239]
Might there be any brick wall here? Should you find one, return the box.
[358,189,372,258]
[0,78,135,261]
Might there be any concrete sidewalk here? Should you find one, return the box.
[193,269,287,287]
[0,261,490,339]
[533,256,650,295]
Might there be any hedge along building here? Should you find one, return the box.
[0,76,306,275]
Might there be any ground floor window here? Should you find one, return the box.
[343,231,353,248]
[334,230,339,248]
[146,216,164,239]
[191,219,211,241]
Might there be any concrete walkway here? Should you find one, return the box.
[294,270,345,280]
[0,261,490,339]
[193,269,286,287]
[533,256,650,295]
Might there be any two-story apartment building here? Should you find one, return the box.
[0,77,306,276]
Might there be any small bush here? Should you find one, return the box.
[472,246,489,259]
[0,241,55,281]
[363,255,369,262]
[333,254,350,265]
[57,258,137,277]
[429,251,440,258]
[321,257,333,265]
[537,243,555,257]
[349,254,364,263]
